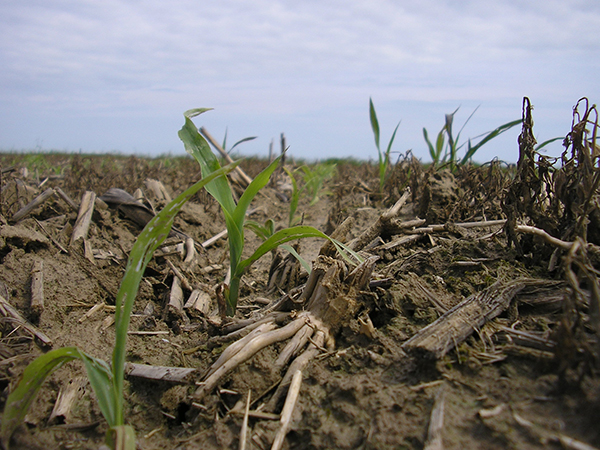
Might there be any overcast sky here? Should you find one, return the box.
[1,0,599,163]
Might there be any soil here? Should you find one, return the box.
[0,148,599,450]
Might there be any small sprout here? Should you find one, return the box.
[1,161,239,449]
[369,98,401,192]
[180,108,360,316]
[423,106,522,171]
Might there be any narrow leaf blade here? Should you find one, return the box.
[178,111,237,214]
[80,353,117,427]
[281,244,312,274]
[423,128,436,161]
[233,156,281,226]
[236,226,362,275]
[459,118,522,165]
[1,347,82,447]
[111,162,239,425]
[230,136,258,152]
[369,98,380,150]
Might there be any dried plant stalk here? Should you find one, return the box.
[70,191,96,246]
[30,260,44,320]
[402,280,533,359]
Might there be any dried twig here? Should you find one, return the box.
[515,224,572,250]
[70,191,96,246]
[48,376,88,424]
[201,229,228,248]
[0,293,52,347]
[54,187,79,212]
[423,385,445,450]
[11,187,55,223]
[513,411,600,450]
[409,219,506,235]
[239,390,251,450]
[30,259,44,320]
[348,188,411,251]
[271,370,302,450]
[124,362,198,383]
[402,280,538,359]
[194,317,308,402]
[33,218,68,253]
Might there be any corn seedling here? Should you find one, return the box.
[0,164,238,449]
[284,166,302,227]
[179,108,360,315]
[369,98,401,192]
[282,163,335,228]
[245,217,313,275]
[299,163,336,206]
[221,127,257,155]
[423,106,522,171]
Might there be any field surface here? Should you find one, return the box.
[1,120,599,450]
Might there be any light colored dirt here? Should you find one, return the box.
[0,154,598,450]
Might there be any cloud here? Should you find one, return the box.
[0,0,599,160]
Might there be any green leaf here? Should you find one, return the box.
[369,98,380,151]
[227,156,281,289]
[386,122,401,158]
[230,136,258,152]
[236,225,362,275]
[535,136,563,151]
[435,129,445,157]
[1,347,78,447]
[111,161,240,425]
[423,128,436,162]
[80,352,117,427]
[221,127,228,151]
[179,108,286,315]
[380,121,400,190]
[245,219,275,241]
[460,118,522,165]
[1,347,116,448]
[106,425,137,450]
[281,244,312,274]
[179,111,237,214]
[233,157,280,228]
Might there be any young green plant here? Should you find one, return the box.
[221,127,257,154]
[0,163,239,450]
[369,98,401,192]
[299,163,336,206]
[179,108,360,316]
[423,107,522,170]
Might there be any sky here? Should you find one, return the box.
[1,0,599,164]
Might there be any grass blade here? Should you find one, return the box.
[179,110,237,214]
[244,219,275,241]
[111,162,239,425]
[435,128,445,162]
[230,136,258,152]
[535,136,563,151]
[369,98,380,151]
[423,128,436,162]
[460,118,522,165]
[233,157,280,227]
[237,225,362,274]
[80,352,117,427]
[1,347,107,448]
[281,244,312,274]
[284,166,301,226]
[380,121,401,190]
[106,425,137,450]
